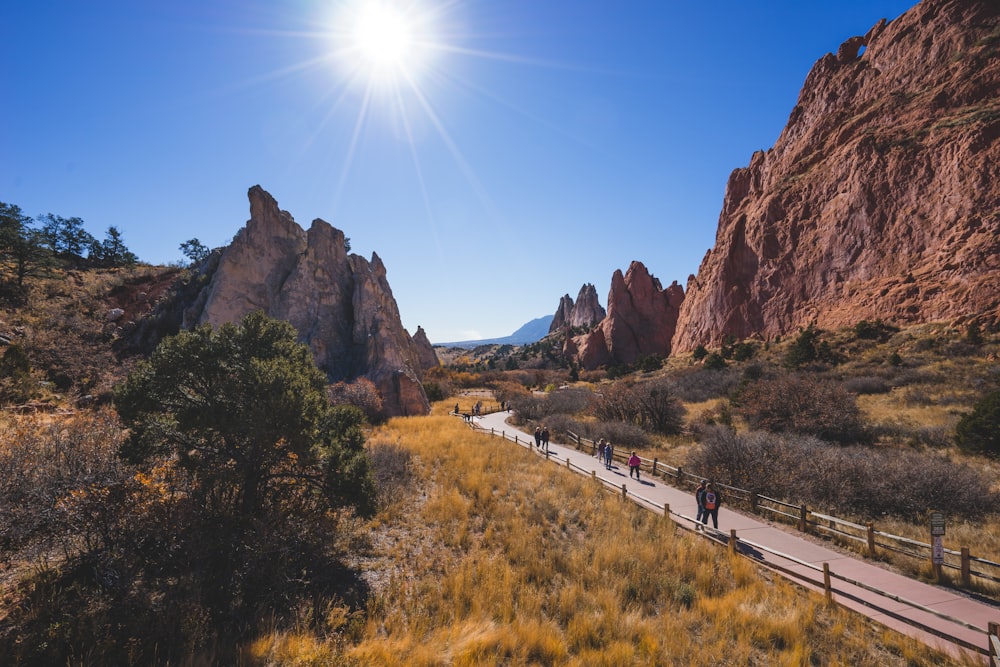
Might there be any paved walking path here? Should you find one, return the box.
[471,411,1000,663]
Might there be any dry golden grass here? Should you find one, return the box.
[244,410,972,666]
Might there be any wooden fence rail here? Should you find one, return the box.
[466,419,999,660]
[563,429,1000,591]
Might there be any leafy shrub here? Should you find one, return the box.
[853,319,898,341]
[955,389,1000,456]
[703,352,726,370]
[691,345,708,361]
[688,427,995,518]
[731,341,758,361]
[737,374,869,444]
[422,381,446,403]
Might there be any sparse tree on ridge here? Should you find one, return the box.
[179,237,210,265]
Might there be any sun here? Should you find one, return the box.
[353,4,413,67]
[338,1,430,87]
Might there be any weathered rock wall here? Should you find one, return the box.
[184,186,429,416]
[673,0,1000,351]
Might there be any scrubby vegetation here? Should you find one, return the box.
[251,416,955,665]
[0,233,997,662]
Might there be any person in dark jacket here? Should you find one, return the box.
[694,479,707,530]
[701,482,722,529]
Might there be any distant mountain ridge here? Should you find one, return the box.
[438,315,553,349]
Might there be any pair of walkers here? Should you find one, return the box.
[596,439,614,469]
[534,425,550,453]
[694,479,722,530]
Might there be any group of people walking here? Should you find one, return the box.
[534,425,550,452]
[594,439,643,480]
[694,479,722,529]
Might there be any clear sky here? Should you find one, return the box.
[2,0,917,343]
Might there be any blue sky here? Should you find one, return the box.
[2,0,916,343]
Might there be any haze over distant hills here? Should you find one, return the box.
[437,315,554,349]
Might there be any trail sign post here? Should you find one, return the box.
[930,511,945,582]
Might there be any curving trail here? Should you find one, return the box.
[470,410,1000,664]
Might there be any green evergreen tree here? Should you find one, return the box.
[956,389,1000,457]
[114,310,375,520]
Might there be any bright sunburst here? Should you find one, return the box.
[353,4,413,67]
[335,1,432,89]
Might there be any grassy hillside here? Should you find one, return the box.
[0,266,996,663]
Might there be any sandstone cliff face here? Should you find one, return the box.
[673,0,1000,352]
[575,262,684,369]
[411,326,440,370]
[549,283,607,333]
[184,186,429,416]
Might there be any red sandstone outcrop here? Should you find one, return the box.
[575,261,684,369]
[672,0,1000,352]
[549,283,607,333]
[411,326,440,370]
[184,185,429,416]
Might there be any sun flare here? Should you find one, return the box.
[354,5,413,67]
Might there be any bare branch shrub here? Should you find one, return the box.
[688,427,994,518]
[842,376,891,395]
[592,378,685,435]
[737,374,869,444]
[368,440,414,507]
[669,367,740,402]
[329,377,385,424]
[0,409,130,561]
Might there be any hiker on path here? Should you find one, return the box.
[597,439,605,460]
[604,442,614,469]
[694,480,707,530]
[628,451,641,480]
[534,426,542,449]
[701,482,721,529]
[541,426,550,453]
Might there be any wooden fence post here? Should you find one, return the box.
[566,458,571,469]
[677,466,683,483]
[799,504,808,532]
[866,522,876,556]
[823,563,832,604]
[988,622,999,664]
[750,492,758,514]
[622,484,627,499]
[592,470,596,481]
[664,503,672,528]
[961,547,971,588]
[729,529,738,555]
[652,458,659,477]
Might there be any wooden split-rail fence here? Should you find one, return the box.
[460,416,1000,663]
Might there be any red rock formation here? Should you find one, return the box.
[575,261,684,369]
[186,186,430,416]
[549,283,607,333]
[411,325,440,370]
[673,0,1000,352]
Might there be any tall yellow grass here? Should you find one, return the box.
[246,412,972,666]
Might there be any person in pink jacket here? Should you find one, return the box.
[628,451,641,480]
